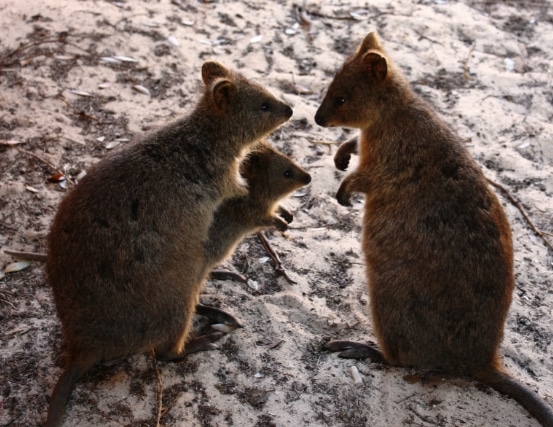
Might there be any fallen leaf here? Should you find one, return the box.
[98,81,113,89]
[132,85,151,96]
[100,56,122,64]
[250,34,263,44]
[167,35,179,46]
[113,55,138,63]
[141,21,159,28]
[48,172,66,182]
[26,185,39,193]
[1,139,23,145]
[69,89,94,97]
[105,141,121,150]
[4,261,31,274]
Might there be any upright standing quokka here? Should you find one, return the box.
[204,141,311,269]
[44,61,293,427]
[315,31,553,426]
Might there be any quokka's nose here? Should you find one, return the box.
[284,105,293,118]
[314,109,326,127]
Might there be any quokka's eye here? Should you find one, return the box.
[335,97,346,106]
[283,170,293,178]
[261,102,270,111]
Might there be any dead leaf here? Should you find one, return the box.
[25,185,39,193]
[167,35,179,46]
[132,85,151,96]
[4,261,31,274]
[1,139,24,146]
[250,34,263,44]
[113,55,138,63]
[48,172,66,182]
[69,89,94,97]
[100,56,122,64]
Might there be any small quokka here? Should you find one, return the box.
[315,31,553,427]
[44,61,293,427]
[204,141,311,269]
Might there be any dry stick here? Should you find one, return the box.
[5,145,75,186]
[0,36,89,67]
[151,350,163,427]
[487,178,553,252]
[256,231,297,285]
[463,42,476,81]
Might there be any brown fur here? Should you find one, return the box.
[204,141,311,268]
[316,31,553,426]
[44,61,293,427]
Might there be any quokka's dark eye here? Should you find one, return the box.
[335,97,346,106]
[261,102,270,111]
[283,170,293,178]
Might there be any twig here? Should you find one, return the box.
[463,42,476,81]
[0,35,89,68]
[6,145,75,185]
[151,350,163,427]
[487,178,553,252]
[256,231,297,285]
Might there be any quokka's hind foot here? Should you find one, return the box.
[195,303,243,333]
[325,340,385,363]
[156,332,226,362]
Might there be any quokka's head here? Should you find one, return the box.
[241,142,311,205]
[315,32,397,129]
[201,62,293,142]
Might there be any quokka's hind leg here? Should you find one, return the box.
[325,340,386,363]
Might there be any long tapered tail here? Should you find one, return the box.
[44,363,87,427]
[474,368,553,427]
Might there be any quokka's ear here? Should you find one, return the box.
[358,31,383,54]
[240,151,261,177]
[211,78,237,112]
[363,52,388,82]
[202,61,230,85]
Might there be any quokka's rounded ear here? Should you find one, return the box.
[240,151,262,178]
[211,78,237,112]
[363,52,388,82]
[358,31,383,54]
[202,61,230,85]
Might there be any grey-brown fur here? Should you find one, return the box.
[315,32,553,426]
[44,61,292,427]
[204,141,311,269]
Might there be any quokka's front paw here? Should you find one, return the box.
[278,206,294,224]
[334,152,352,171]
[274,217,289,231]
[336,183,352,206]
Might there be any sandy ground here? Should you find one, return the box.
[1,0,553,426]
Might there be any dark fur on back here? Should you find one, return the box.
[45,62,293,427]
